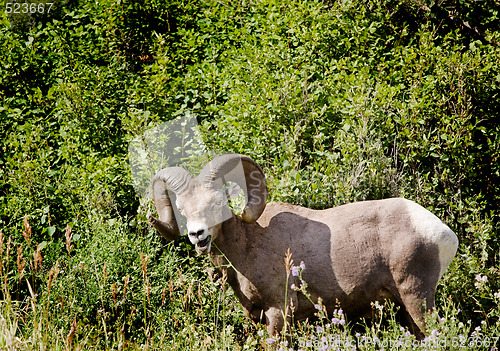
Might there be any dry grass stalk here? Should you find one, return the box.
[221,269,228,287]
[6,236,11,263]
[130,306,136,321]
[168,278,174,300]
[4,236,11,289]
[197,283,202,302]
[284,247,293,278]
[17,244,25,283]
[123,275,130,300]
[112,282,118,312]
[47,261,60,293]
[140,253,148,280]
[66,317,77,349]
[65,224,73,254]
[183,280,194,309]
[145,277,151,303]
[103,262,108,283]
[0,231,4,276]
[22,214,32,246]
[0,231,4,256]
[177,268,184,285]
[283,248,294,333]
[34,242,43,273]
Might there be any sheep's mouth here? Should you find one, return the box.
[196,236,212,253]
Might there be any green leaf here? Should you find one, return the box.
[47,226,56,237]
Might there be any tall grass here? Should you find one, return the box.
[1,0,499,349]
[1,222,499,350]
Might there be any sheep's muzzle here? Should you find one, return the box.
[196,235,212,254]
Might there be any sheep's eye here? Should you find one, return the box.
[213,200,223,208]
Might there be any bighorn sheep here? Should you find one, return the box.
[148,154,458,338]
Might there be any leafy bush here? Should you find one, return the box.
[1,0,499,348]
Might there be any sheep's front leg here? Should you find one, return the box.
[265,306,285,335]
[265,293,298,336]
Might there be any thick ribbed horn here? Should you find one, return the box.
[198,154,268,223]
[149,167,193,240]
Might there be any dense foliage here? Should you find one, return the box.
[1,0,499,349]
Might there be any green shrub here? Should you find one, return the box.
[1,0,499,348]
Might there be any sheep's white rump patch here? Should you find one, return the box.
[405,200,459,279]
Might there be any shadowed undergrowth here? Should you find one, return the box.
[1,0,499,349]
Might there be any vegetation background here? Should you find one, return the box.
[1,0,499,349]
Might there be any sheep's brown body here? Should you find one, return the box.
[210,200,457,337]
[149,154,458,338]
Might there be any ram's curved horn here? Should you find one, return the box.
[198,154,268,223]
[149,167,193,240]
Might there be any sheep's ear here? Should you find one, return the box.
[225,182,242,200]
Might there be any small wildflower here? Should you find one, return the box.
[257,330,264,337]
[316,325,323,333]
[267,337,276,344]
[291,266,300,276]
[375,301,384,311]
[300,261,306,270]
[339,319,346,326]
[494,291,500,299]
[472,326,482,338]
[405,331,411,337]
[475,274,488,289]
[337,308,343,316]
[290,283,296,290]
[314,304,322,310]
[332,317,341,325]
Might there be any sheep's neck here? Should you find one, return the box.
[210,214,256,284]
[209,214,263,313]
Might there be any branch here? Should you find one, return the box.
[415,1,496,46]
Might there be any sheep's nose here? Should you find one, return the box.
[189,229,205,238]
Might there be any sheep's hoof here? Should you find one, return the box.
[148,215,157,225]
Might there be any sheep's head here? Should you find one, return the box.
[150,154,268,255]
[174,180,240,254]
